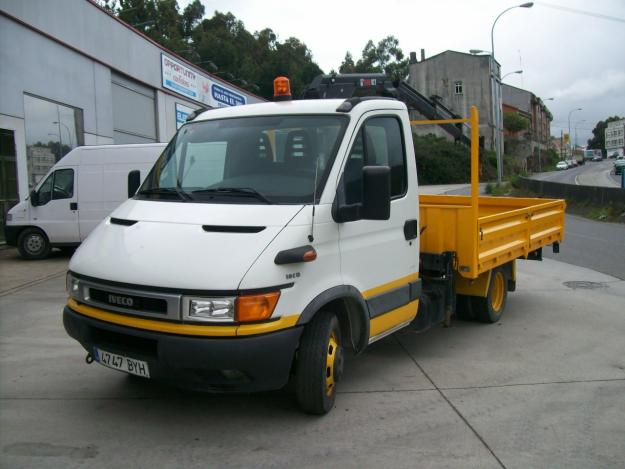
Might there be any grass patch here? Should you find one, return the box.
[510,187,625,224]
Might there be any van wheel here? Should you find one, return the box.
[295,311,343,415]
[471,268,507,323]
[17,228,51,260]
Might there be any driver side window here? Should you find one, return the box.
[36,169,74,205]
[52,169,74,200]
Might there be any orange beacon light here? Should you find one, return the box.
[273,76,292,101]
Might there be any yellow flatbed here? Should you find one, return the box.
[419,194,565,279]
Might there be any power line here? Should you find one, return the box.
[537,2,625,23]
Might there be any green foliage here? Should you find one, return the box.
[339,36,408,79]
[485,182,511,196]
[503,112,529,133]
[587,116,623,151]
[100,1,322,100]
[413,134,470,184]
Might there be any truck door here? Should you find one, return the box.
[31,167,79,244]
[337,113,419,340]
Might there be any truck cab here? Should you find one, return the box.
[64,95,420,413]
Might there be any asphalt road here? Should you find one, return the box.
[544,214,625,280]
[531,159,622,187]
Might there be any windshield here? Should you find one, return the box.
[138,115,348,204]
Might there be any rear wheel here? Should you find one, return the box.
[295,311,343,415]
[17,227,51,260]
[471,268,507,323]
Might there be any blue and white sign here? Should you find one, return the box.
[162,55,198,99]
[161,54,249,108]
[175,103,194,129]
[212,84,246,107]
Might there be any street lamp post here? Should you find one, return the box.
[53,121,73,148]
[568,108,582,158]
[490,2,534,184]
[574,119,586,149]
[501,70,523,81]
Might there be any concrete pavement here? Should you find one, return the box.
[1,256,624,468]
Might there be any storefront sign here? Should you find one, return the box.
[161,54,247,108]
[175,103,194,129]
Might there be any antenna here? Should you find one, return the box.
[308,158,319,242]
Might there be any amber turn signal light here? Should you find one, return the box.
[236,292,280,322]
[273,76,292,101]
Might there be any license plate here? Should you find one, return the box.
[93,347,150,378]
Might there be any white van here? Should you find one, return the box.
[4,143,166,259]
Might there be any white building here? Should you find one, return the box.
[605,119,625,158]
[0,0,264,235]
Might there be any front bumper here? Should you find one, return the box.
[63,306,303,393]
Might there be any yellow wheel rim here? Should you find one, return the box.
[490,271,505,313]
[325,332,338,396]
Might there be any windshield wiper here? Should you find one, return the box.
[137,187,192,201]
[192,187,273,204]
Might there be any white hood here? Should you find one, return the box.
[69,199,304,290]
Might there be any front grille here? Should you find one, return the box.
[90,288,168,314]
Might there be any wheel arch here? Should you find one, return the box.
[296,285,370,354]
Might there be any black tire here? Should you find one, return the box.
[455,294,474,321]
[295,311,343,415]
[471,268,508,323]
[17,227,51,260]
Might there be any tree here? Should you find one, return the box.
[587,116,622,151]
[102,2,324,100]
[339,36,408,79]
[503,112,530,134]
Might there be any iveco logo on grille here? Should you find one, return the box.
[108,294,134,307]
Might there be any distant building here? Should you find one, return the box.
[502,84,552,170]
[408,50,500,150]
[605,119,625,158]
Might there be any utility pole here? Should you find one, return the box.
[560,130,563,160]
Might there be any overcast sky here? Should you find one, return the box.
[185,0,624,145]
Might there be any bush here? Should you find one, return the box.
[413,134,470,184]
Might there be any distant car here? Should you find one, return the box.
[592,155,602,162]
[556,161,568,170]
[609,152,619,159]
[614,156,625,175]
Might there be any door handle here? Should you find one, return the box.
[404,219,418,240]
[70,202,78,211]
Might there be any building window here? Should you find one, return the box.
[23,94,84,188]
[454,81,463,95]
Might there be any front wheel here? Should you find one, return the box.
[17,227,51,260]
[471,267,508,323]
[295,311,343,415]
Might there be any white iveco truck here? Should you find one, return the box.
[63,77,564,414]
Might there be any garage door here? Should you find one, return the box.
[111,74,157,144]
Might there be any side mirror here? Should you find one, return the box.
[362,165,390,220]
[332,165,391,223]
[30,190,39,207]
[127,170,141,198]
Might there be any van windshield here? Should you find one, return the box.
[138,115,348,204]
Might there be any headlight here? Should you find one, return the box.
[183,291,280,323]
[66,273,80,299]
[185,297,235,322]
